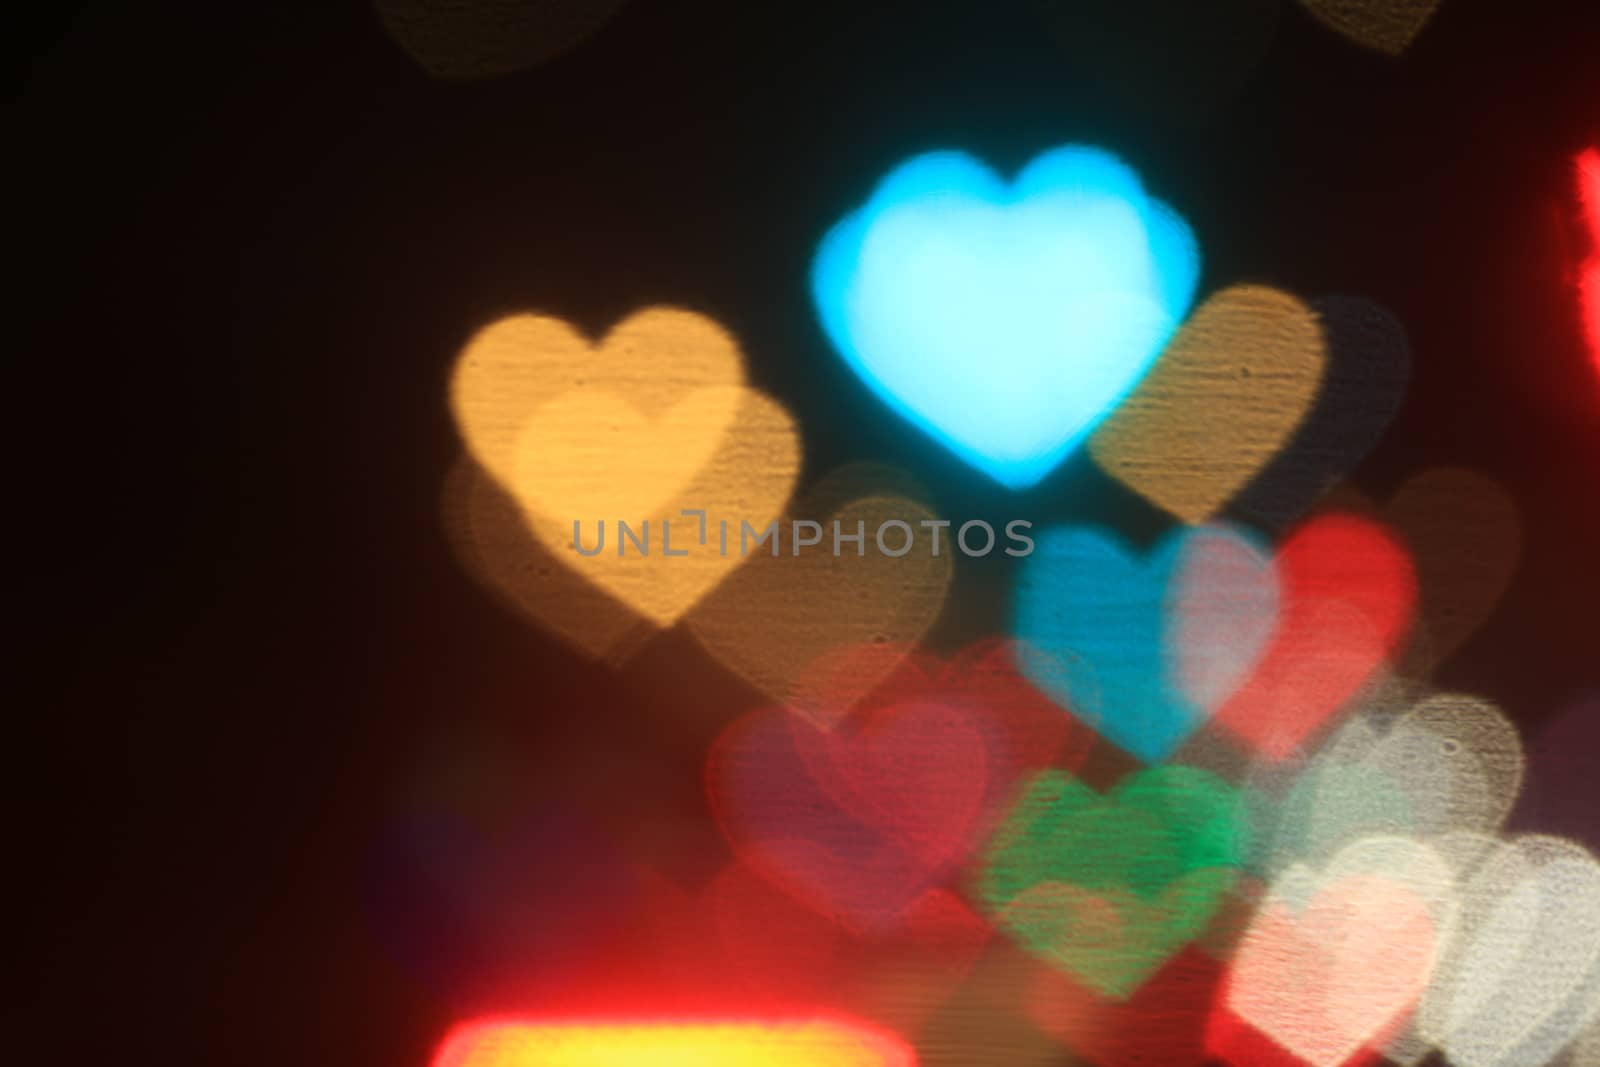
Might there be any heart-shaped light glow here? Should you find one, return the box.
[1233,295,1411,530]
[1214,512,1416,761]
[1249,692,1523,879]
[976,766,1246,998]
[1416,836,1600,1067]
[812,146,1199,489]
[1091,284,1328,523]
[432,1018,915,1067]
[686,491,952,715]
[708,700,994,931]
[1215,837,1454,1067]
[1013,523,1279,763]
[447,308,801,637]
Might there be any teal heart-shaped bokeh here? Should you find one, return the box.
[1013,523,1280,763]
[812,146,1200,489]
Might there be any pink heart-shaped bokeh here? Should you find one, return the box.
[1212,871,1439,1067]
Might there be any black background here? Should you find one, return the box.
[15,0,1600,1063]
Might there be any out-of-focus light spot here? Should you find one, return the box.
[447,308,800,644]
[1233,295,1411,530]
[812,146,1199,490]
[705,646,1076,934]
[1013,523,1279,763]
[1416,836,1600,1067]
[643,866,990,1039]
[1272,467,1520,675]
[780,638,1092,772]
[431,1017,916,1067]
[1214,512,1416,761]
[442,456,648,661]
[912,949,1071,1065]
[1298,0,1443,56]
[642,873,995,1039]
[1384,468,1521,672]
[1214,837,1453,1067]
[684,465,952,716]
[1381,831,1505,1067]
[975,766,1246,999]
[1248,692,1524,879]
[1016,512,1413,765]
[1091,284,1328,524]
[1578,148,1600,378]
[376,0,630,79]
[1169,523,1285,712]
[709,700,993,931]
[1250,759,1418,883]
[844,889,995,1036]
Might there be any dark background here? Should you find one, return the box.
[14,0,1600,1063]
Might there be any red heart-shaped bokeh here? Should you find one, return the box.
[1213,513,1416,760]
[708,697,988,929]
[707,639,1086,931]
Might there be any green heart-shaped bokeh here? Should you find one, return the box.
[974,765,1247,998]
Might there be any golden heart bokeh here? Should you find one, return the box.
[447,307,801,646]
[1091,284,1328,524]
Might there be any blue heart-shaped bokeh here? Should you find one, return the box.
[1013,524,1279,763]
[812,146,1200,489]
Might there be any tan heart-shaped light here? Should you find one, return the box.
[447,308,800,651]
[684,488,953,718]
[1091,284,1328,524]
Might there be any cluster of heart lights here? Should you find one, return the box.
[418,145,1600,1066]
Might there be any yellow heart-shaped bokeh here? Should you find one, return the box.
[448,307,801,642]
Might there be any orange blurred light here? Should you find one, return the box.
[431,1017,916,1067]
